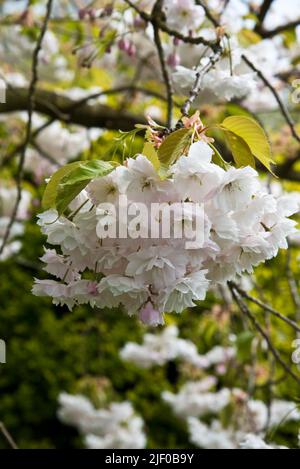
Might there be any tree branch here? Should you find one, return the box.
[0,87,150,130]
[152,0,173,127]
[229,283,300,385]
[229,282,300,334]
[181,49,222,116]
[255,0,275,25]
[124,0,221,51]
[256,19,300,39]
[196,0,220,28]
[242,54,300,145]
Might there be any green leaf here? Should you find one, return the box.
[221,116,275,173]
[224,130,256,168]
[56,160,115,214]
[56,180,90,215]
[42,160,115,215]
[60,160,114,186]
[42,161,82,210]
[157,128,192,167]
[142,142,160,171]
[209,143,231,170]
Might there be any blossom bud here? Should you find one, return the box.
[78,8,88,20]
[127,42,137,57]
[118,38,129,52]
[88,8,98,21]
[166,52,180,68]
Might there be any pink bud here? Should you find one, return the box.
[173,37,180,46]
[127,42,136,57]
[139,302,164,327]
[216,364,226,375]
[87,282,98,296]
[166,52,180,68]
[118,38,129,52]
[78,8,87,20]
[88,8,97,21]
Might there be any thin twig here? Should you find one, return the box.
[0,0,54,257]
[196,0,220,28]
[230,282,300,334]
[257,19,300,39]
[0,422,18,449]
[181,49,222,117]
[123,0,221,51]
[242,54,300,145]
[151,1,173,127]
[286,249,300,330]
[229,284,300,385]
[0,118,56,168]
[255,0,275,25]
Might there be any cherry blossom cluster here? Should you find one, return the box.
[33,140,298,324]
[0,186,31,261]
[58,393,146,449]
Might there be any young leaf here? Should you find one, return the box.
[157,128,192,167]
[60,160,115,186]
[56,180,90,215]
[56,160,115,214]
[142,142,160,171]
[42,161,82,210]
[221,116,275,172]
[42,160,115,215]
[209,143,231,170]
[224,130,256,168]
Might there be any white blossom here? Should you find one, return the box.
[58,393,146,449]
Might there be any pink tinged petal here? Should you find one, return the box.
[139,302,164,327]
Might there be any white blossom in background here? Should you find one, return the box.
[162,379,231,418]
[0,186,31,261]
[120,325,235,369]
[33,139,298,324]
[57,393,146,449]
[165,379,300,425]
[239,434,287,449]
[23,113,102,180]
[164,378,300,448]
[188,418,237,449]
[163,0,205,35]
[0,26,73,82]
[188,419,290,449]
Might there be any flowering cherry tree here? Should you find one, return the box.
[0,0,300,450]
